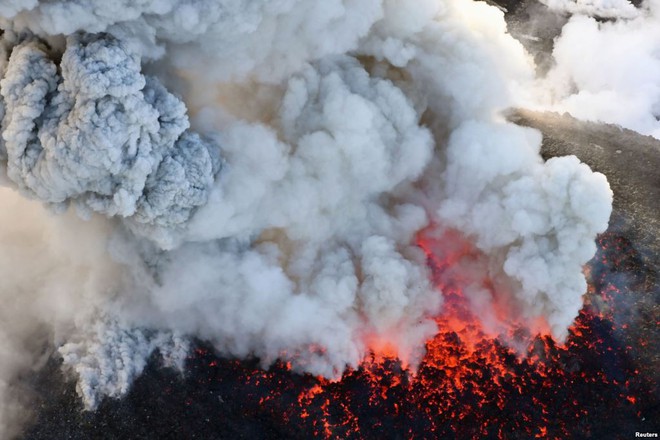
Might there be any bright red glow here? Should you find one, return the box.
[181,231,655,439]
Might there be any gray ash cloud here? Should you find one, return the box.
[0,33,220,247]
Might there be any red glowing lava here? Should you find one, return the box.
[166,230,654,439]
[35,230,653,439]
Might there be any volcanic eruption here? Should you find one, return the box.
[0,0,656,438]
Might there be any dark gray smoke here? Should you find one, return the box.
[0,33,220,247]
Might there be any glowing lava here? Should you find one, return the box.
[166,230,655,439]
[27,230,656,439]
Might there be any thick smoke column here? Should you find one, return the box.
[0,0,615,436]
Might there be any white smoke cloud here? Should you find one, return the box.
[536,0,660,139]
[0,188,122,435]
[438,122,611,338]
[59,319,189,410]
[355,0,612,338]
[541,0,639,18]
[130,54,443,379]
[0,0,384,81]
[0,0,616,435]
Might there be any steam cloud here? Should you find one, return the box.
[0,0,621,436]
[537,0,660,138]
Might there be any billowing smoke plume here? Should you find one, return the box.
[536,0,660,138]
[0,0,616,436]
[0,33,219,247]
